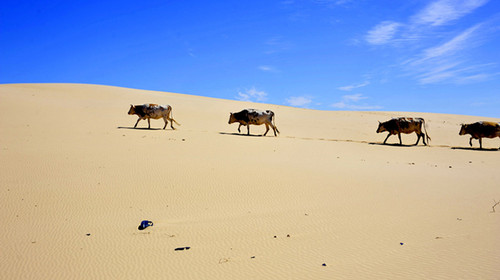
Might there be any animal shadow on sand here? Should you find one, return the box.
[219,132,265,137]
[117,126,164,131]
[451,147,499,152]
[368,142,424,147]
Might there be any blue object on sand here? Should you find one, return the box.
[138,220,153,230]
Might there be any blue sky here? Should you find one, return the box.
[1,0,500,117]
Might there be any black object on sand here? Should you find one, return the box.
[138,220,154,230]
[174,246,191,251]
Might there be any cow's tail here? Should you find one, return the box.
[272,112,280,135]
[423,119,430,144]
[169,107,181,126]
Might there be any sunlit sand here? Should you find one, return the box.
[1,83,499,279]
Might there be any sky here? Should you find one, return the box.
[1,0,500,117]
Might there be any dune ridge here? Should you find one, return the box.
[1,83,499,279]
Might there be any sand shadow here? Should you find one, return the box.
[451,147,499,151]
[117,126,164,131]
[219,132,264,137]
[368,142,425,147]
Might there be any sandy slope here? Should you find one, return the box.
[1,83,499,280]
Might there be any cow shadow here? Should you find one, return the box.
[219,132,265,137]
[368,142,424,147]
[117,126,164,131]
[451,147,499,151]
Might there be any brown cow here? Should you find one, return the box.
[377,117,430,146]
[459,121,500,149]
[228,109,279,136]
[128,103,180,129]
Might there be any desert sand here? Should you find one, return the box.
[1,83,499,279]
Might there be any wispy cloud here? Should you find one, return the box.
[418,24,481,62]
[363,0,496,85]
[286,96,313,107]
[258,65,279,72]
[264,37,292,54]
[411,0,489,26]
[332,94,381,110]
[403,23,496,84]
[338,81,370,91]
[365,21,402,45]
[365,0,490,46]
[415,62,499,84]
[236,87,267,102]
[312,0,353,6]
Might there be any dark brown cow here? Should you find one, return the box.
[377,117,430,146]
[128,103,180,129]
[228,109,279,136]
[459,121,500,149]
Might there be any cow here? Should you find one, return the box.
[376,117,430,146]
[128,103,180,129]
[459,121,500,149]
[228,109,280,136]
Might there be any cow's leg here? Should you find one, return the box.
[147,118,151,129]
[271,124,277,136]
[415,133,422,145]
[398,133,402,145]
[134,118,141,128]
[247,124,250,135]
[163,119,168,129]
[421,133,427,146]
[263,123,270,136]
[238,124,242,133]
[479,138,483,149]
[469,137,473,147]
[383,133,391,144]
[169,118,176,130]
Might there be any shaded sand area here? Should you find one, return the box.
[1,83,499,279]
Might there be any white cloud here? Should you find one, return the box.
[237,87,267,102]
[363,0,496,85]
[312,0,353,6]
[258,66,273,71]
[420,24,481,62]
[338,81,370,91]
[343,93,367,102]
[332,94,381,110]
[258,65,279,72]
[365,21,402,45]
[365,0,490,46]
[412,0,489,26]
[415,62,498,84]
[402,23,495,84]
[264,37,292,54]
[286,96,313,107]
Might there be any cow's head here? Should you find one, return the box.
[459,124,468,135]
[376,121,387,133]
[228,113,236,124]
[128,105,136,115]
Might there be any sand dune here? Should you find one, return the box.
[1,83,499,279]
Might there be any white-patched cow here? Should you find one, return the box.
[376,117,430,146]
[459,121,500,149]
[128,103,180,129]
[228,109,280,136]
